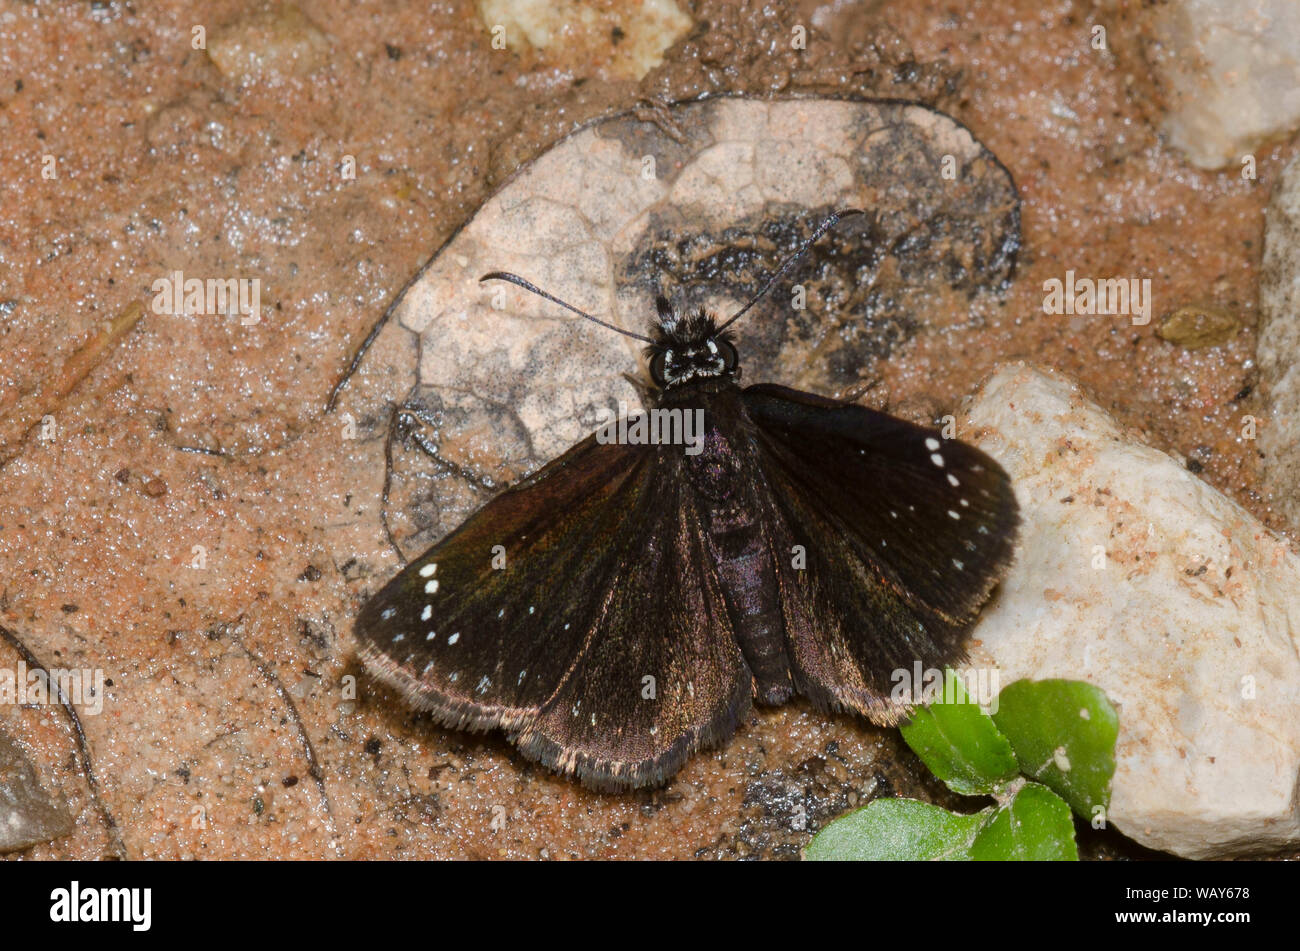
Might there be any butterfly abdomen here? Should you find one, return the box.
[674,384,795,706]
[706,505,794,705]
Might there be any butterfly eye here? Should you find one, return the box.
[715,338,738,372]
[649,349,671,387]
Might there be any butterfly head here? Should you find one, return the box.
[646,296,739,389]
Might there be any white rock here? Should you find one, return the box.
[476,0,691,81]
[206,5,331,84]
[1260,153,1300,530]
[1135,0,1300,169]
[964,364,1300,859]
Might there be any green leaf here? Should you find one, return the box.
[899,669,1020,796]
[804,798,988,861]
[991,679,1119,820]
[969,783,1079,861]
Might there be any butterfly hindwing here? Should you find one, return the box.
[356,433,752,790]
[741,383,1019,722]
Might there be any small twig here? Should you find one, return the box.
[378,406,498,563]
[0,301,144,466]
[226,622,343,857]
[326,298,399,413]
[632,97,688,144]
[173,444,232,459]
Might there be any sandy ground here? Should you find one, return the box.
[0,0,1291,859]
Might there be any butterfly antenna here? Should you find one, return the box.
[716,208,867,332]
[479,271,654,344]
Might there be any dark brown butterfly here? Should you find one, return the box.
[355,210,1018,791]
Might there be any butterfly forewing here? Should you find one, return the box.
[356,435,651,730]
[741,383,1018,720]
